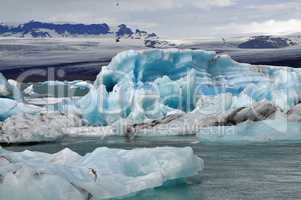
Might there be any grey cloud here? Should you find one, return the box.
[0,0,300,37]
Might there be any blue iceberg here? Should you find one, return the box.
[58,49,301,126]
[0,146,203,200]
[0,98,41,121]
[1,49,301,142]
[0,73,22,101]
[197,118,301,143]
[23,80,91,98]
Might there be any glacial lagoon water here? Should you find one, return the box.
[5,136,301,200]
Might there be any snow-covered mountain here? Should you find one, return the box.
[238,35,297,49]
[0,21,158,39]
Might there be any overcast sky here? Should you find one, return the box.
[1,0,301,38]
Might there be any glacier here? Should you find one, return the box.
[0,146,203,200]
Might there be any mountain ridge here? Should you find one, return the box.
[0,20,157,39]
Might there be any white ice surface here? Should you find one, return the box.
[197,117,301,143]
[0,98,41,121]
[0,112,83,143]
[0,146,203,200]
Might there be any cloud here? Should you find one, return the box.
[1,0,301,37]
[115,0,237,11]
[241,19,301,35]
[49,14,119,25]
[112,0,179,11]
[246,1,301,12]
[215,19,301,36]
[193,0,236,9]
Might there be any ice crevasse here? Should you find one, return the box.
[59,49,301,126]
[0,146,203,200]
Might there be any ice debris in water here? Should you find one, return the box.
[0,73,22,101]
[196,102,301,143]
[120,101,301,142]
[0,72,33,121]
[23,80,92,98]
[197,118,301,143]
[56,49,301,126]
[0,146,203,200]
[0,98,41,121]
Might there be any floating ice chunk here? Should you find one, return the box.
[194,93,233,115]
[0,73,11,98]
[287,103,301,122]
[197,118,301,143]
[77,86,108,125]
[0,98,41,121]
[51,49,301,126]
[23,80,91,98]
[0,147,203,200]
[63,126,116,138]
[7,79,23,101]
[23,84,35,96]
[118,101,280,137]
[223,101,279,125]
[25,97,81,107]
[0,166,87,200]
[0,112,82,143]
[0,74,22,100]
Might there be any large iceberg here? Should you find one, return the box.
[0,146,203,200]
[2,49,301,142]
[57,49,301,127]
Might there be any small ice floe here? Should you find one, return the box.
[197,102,301,143]
[0,73,22,100]
[197,118,301,143]
[0,112,83,144]
[0,98,41,121]
[0,146,203,200]
[23,80,91,98]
